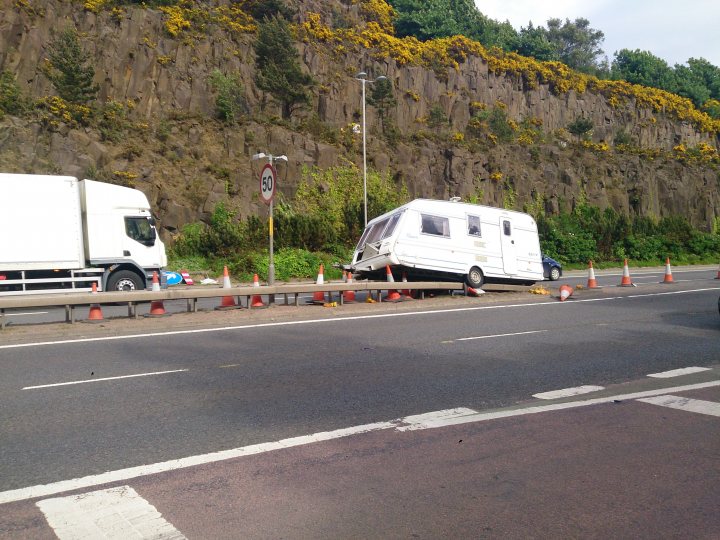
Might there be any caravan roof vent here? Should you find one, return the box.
[449,196,461,202]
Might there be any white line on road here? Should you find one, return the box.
[455,330,548,342]
[637,395,720,417]
[532,385,605,400]
[37,485,186,540]
[3,286,718,351]
[2,379,719,505]
[647,367,711,378]
[23,369,188,390]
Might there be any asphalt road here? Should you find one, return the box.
[0,265,718,538]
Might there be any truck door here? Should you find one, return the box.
[500,217,517,274]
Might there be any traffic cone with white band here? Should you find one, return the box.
[310,264,326,304]
[147,271,167,316]
[660,257,674,284]
[216,266,239,309]
[559,284,574,301]
[250,273,267,308]
[343,272,356,303]
[586,260,600,289]
[619,259,634,287]
[87,282,104,321]
[384,265,402,301]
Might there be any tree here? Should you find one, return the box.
[43,28,99,104]
[545,18,606,74]
[208,69,247,124]
[243,0,295,22]
[515,23,558,62]
[611,49,677,92]
[254,16,313,119]
[390,0,518,49]
[366,77,397,133]
[0,70,27,115]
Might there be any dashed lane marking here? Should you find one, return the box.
[647,367,711,378]
[37,485,186,540]
[23,369,188,390]
[2,379,719,505]
[637,395,720,417]
[532,385,605,400]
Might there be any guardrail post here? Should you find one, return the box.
[1,308,5,330]
[65,305,75,324]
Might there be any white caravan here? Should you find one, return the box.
[350,198,543,287]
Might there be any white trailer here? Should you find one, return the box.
[349,198,543,287]
[0,174,167,295]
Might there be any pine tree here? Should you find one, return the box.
[254,16,313,119]
[43,28,99,105]
[366,78,397,133]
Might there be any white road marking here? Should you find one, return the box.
[2,379,719,505]
[647,367,711,378]
[455,330,547,341]
[37,485,186,540]
[23,369,188,390]
[637,395,720,417]
[1,286,719,351]
[532,385,605,400]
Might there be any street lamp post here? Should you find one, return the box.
[252,152,287,287]
[354,71,387,227]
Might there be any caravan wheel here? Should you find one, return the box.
[466,266,484,288]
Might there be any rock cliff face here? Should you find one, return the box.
[0,0,718,237]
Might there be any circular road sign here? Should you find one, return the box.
[259,163,276,205]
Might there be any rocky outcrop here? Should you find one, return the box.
[0,0,718,236]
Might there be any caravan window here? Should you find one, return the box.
[503,220,512,236]
[421,214,450,237]
[467,215,481,237]
[381,211,403,240]
[365,218,390,244]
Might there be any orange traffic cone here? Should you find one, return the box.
[619,259,634,287]
[343,272,356,303]
[466,286,485,297]
[559,284,574,301]
[714,262,720,280]
[216,266,239,310]
[87,282,104,321]
[147,271,167,316]
[384,265,402,302]
[587,260,600,289]
[310,264,326,304]
[250,274,267,308]
[660,257,674,284]
[401,272,414,299]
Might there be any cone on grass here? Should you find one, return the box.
[343,272,356,303]
[310,264,326,304]
[250,274,267,308]
[216,266,239,310]
[147,271,167,316]
[660,257,674,284]
[619,259,634,287]
[384,265,402,301]
[87,282,104,321]
[559,284,574,301]
[586,260,600,289]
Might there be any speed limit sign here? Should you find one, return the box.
[259,163,276,204]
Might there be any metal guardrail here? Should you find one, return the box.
[0,281,467,329]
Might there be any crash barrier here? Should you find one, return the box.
[0,280,469,329]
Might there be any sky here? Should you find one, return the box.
[474,0,720,67]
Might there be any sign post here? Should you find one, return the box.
[259,163,277,285]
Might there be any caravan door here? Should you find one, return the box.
[499,217,517,274]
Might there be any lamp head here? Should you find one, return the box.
[252,152,266,160]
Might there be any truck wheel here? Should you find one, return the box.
[466,266,484,288]
[107,270,143,291]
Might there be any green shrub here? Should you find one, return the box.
[0,70,27,115]
[208,69,247,124]
[567,116,593,137]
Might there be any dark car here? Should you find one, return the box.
[542,254,562,281]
